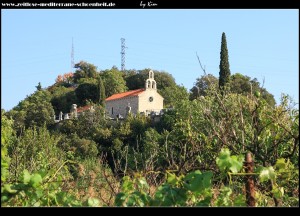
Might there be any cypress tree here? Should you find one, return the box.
[219,32,231,91]
[98,76,106,106]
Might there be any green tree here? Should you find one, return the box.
[190,73,276,106]
[7,90,55,132]
[230,73,276,106]
[101,67,127,97]
[190,74,218,100]
[50,86,78,114]
[219,32,231,90]
[125,69,177,91]
[97,76,106,106]
[73,61,98,83]
[161,85,189,107]
[75,83,98,106]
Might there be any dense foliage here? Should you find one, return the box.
[2,55,298,206]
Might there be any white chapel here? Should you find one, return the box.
[105,70,164,118]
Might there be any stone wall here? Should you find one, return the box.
[105,96,139,118]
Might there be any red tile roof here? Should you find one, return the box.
[77,105,92,113]
[105,89,145,101]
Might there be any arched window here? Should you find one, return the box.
[152,81,156,89]
[147,80,151,88]
[149,70,154,79]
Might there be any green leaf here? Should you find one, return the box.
[216,148,244,173]
[115,192,127,206]
[275,158,286,170]
[33,201,41,207]
[138,178,149,189]
[3,184,18,194]
[229,155,243,173]
[184,171,212,193]
[216,148,231,172]
[233,194,246,206]
[272,187,284,199]
[30,173,43,188]
[38,169,48,178]
[20,169,31,184]
[35,189,43,198]
[167,173,178,185]
[87,197,100,207]
[122,176,134,192]
[1,195,9,202]
[259,166,276,182]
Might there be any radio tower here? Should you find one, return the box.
[71,37,74,72]
[121,38,127,71]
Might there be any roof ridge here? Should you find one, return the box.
[105,88,145,101]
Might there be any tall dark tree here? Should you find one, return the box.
[219,32,231,90]
[97,76,106,106]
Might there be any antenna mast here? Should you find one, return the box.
[121,38,127,71]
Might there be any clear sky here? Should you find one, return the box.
[2,9,299,111]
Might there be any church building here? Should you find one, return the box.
[105,70,164,118]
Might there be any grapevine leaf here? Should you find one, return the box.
[259,166,276,182]
[275,158,286,171]
[167,173,177,185]
[20,169,31,184]
[184,171,212,193]
[30,173,43,188]
[87,197,100,207]
[216,149,244,173]
[229,155,244,173]
[115,192,127,206]
[1,195,9,202]
[138,178,149,189]
[3,184,18,194]
[216,148,231,172]
[122,176,134,192]
[272,186,284,199]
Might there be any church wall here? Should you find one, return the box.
[138,89,164,114]
[105,96,139,118]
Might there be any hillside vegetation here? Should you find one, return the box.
[2,34,298,207]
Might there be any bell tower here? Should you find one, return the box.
[145,70,157,90]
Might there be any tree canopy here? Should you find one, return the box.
[73,61,98,83]
[2,58,298,207]
[101,67,127,97]
[7,90,55,133]
[190,73,275,106]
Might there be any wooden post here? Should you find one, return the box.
[245,152,255,207]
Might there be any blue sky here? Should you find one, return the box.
[2,9,299,111]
